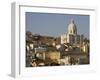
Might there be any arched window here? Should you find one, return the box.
[70,30,72,34]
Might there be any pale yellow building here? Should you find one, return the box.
[46,51,60,60]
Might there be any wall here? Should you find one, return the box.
[0,0,99,80]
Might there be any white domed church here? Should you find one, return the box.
[61,19,84,46]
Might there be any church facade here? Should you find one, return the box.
[61,19,84,46]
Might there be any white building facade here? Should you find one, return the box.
[61,19,84,46]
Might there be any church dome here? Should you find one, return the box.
[68,19,77,35]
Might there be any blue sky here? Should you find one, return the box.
[26,12,89,39]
